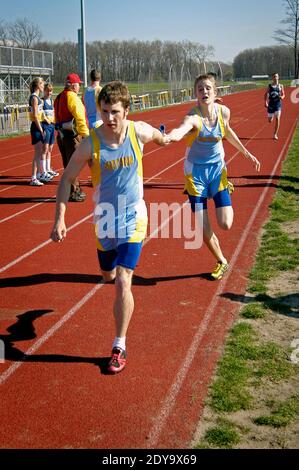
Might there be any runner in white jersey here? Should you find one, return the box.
[167,74,260,280]
[51,81,169,374]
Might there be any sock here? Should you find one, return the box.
[41,160,47,174]
[112,336,126,351]
[46,158,51,172]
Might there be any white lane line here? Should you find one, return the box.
[0,155,187,273]
[0,151,61,172]
[0,214,92,274]
[145,116,298,448]
[0,283,104,385]
[0,198,55,224]
[0,196,186,385]
[0,185,17,193]
[0,106,294,391]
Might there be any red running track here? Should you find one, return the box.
[0,88,298,449]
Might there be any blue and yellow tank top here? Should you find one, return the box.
[185,104,225,165]
[42,97,54,123]
[29,93,43,122]
[90,121,147,248]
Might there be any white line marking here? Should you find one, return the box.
[0,198,55,224]
[0,155,186,273]
[0,283,104,385]
[0,185,17,193]
[0,198,187,385]
[145,117,298,448]
[0,214,92,273]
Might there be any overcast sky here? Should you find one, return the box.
[1,0,285,63]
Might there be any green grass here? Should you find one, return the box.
[209,322,295,414]
[53,81,172,97]
[195,124,299,449]
[248,125,299,294]
[253,395,299,428]
[196,418,241,449]
[240,303,266,319]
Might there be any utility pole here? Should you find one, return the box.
[80,0,87,87]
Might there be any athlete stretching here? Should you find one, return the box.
[167,74,261,280]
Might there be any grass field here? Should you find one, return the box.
[194,124,299,449]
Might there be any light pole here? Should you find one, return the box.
[80,0,87,87]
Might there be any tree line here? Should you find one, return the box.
[35,39,234,84]
[233,46,294,78]
[1,0,298,82]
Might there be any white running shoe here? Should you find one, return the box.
[30,178,44,186]
[48,169,59,177]
[39,172,53,182]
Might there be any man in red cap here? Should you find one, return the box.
[54,73,89,201]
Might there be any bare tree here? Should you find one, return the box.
[274,0,299,78]
[8,17,42,49]
[0,18,8,45]
[233,45,293,78]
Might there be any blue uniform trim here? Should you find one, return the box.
[97,242,143,271]
[30,122,44,145]
[42,122,55,144]
[213,188,231,208]
[188,188,231,211]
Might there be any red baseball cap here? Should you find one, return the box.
[66,73,83,84]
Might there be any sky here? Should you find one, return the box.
[1,0,285,63]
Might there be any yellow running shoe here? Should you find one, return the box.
[211,261,229,280]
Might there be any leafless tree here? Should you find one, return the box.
[274,0,299,78]
[233,45,294,78]
[8,17,42,49]
[0,18,8,45]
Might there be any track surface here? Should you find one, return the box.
[0,88,298,449]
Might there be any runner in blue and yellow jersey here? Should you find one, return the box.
[28,77,45,186]
[51,81,169,374]
[39,82,59,182]
[168,74,260,280]
[264,72,285,140]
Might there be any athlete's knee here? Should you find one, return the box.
[218,219,233,230]
[216,206,233,230]
[115,267,133,293]
[102,270,116,283]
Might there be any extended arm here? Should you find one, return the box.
[134,121,169,146]
[167,115,198,142]
[223,107,261,172]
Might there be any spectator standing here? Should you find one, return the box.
[83,69,102,129]
[54,73,89,201]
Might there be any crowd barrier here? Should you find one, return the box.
[0,104,30,136]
